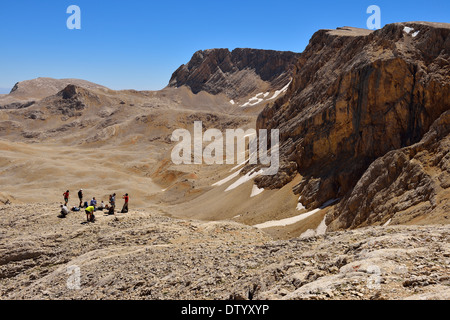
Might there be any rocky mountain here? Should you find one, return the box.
[6,77,106,100]
[255,22,450,229]
[0,78,108,109]
[168,48,301,100]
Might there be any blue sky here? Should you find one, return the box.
[0,0,448,92]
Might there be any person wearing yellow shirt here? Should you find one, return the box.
[85,206,95,223]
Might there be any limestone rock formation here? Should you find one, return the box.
[327,111,450,230]
[7,77,107,100]
[1,203,449,300]
[255,23,450,226]
[168,48,301,99]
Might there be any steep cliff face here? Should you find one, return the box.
[168,48,301,99]
[255,22,450,226]
[326,111,450,230]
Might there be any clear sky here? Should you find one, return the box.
[0,0,448,92]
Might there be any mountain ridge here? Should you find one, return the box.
[168,48,301,100]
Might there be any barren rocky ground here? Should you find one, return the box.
[1,203,448,300]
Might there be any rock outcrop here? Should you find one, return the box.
[1,203,449,300]
[168,48,301,99]
[327,111,450,230]
[7,78,107,100]
[255,23,450,226]
[43,85,102,118]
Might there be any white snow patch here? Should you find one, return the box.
[315,216,327,235]
[403,26,414,34]
[300,229,316,238]
[228,147,256,173]
[296,196,305,211]
[300,216,328,238]
[230,159,249,172]
[296,203,305,211]
[225,169,263,192]
[253,198,339,229]
[250,184,264,198]
[242,96,264,107]
[383,219,392,227]
[230,100,235,105]
[241,92,270,108]
[212,170,241,187]
[253,208,321,229]
[403,27,420,38]
[269,80,291,100]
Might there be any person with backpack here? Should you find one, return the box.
[121,193,129,213]
[63,190,70,206]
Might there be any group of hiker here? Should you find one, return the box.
[60,189,130,223]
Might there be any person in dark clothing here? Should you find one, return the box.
[78,189,83,207]
[108,194,116,215]
[110,193,116,208]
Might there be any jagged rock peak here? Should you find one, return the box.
[168,48,301,99]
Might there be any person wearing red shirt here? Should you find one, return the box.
[121,193,129,213]
[63,190,70,206]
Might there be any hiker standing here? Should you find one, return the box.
[63,190,70,206]
[106,194,116,215]
[78,189,83,207]
[110,193,116,209]
[121,193,129,213]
